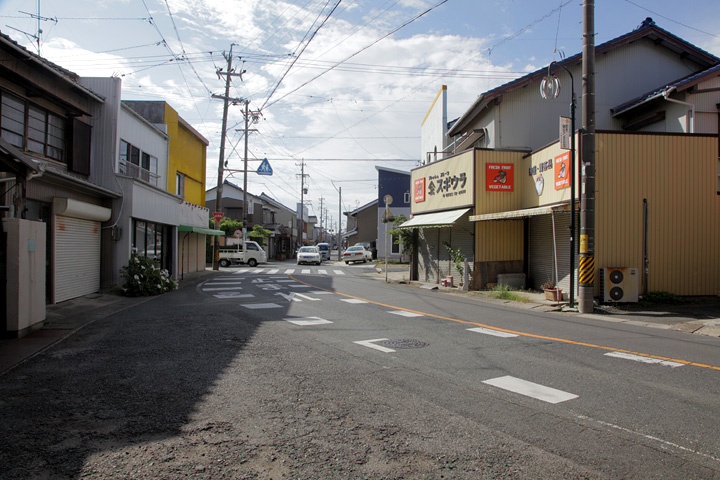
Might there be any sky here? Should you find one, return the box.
[1,0,719,232]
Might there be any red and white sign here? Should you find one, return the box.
[486,163,514,191]
[212,211,224,223]
[554,152,571,190]
[414,178,426,203]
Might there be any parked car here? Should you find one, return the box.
[353,242,377,259]
[297,246,322,265]
[317,242,330,261]
[343,245,372,264]
[219,240,267,267]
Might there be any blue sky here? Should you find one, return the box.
[1,0,718,225]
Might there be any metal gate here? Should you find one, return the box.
[54,215,101,303]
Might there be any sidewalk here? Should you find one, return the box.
[1,263,718,375]
[370,262,720,338]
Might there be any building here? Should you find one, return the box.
[0,32,119,337]
[123,101,218,278]
[344,199,378,256]
[375,166,411,262]
[408,19,720,297]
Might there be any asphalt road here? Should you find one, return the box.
[1,261,718,479]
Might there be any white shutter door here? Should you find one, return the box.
[54,215,101,303]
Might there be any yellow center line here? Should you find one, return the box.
[290,275,720,372]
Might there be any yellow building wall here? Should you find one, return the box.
[165,104,208,206]
[596,132,720,296]
[473,149,525,262]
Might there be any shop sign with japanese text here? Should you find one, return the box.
[486,163,514,191]
[554,151,571,190]
[410,150,474,213]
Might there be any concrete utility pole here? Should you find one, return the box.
[297,161,308,246]
[338,186,342,253]
[318,196,324,241]
[211,44,244,270]
[579,0,596,313]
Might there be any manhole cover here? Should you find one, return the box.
[377,339,429,349]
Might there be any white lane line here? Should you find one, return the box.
[310,291,334,295]
[354,339,395,353]
[241,303,283,309]
[482,376,578,404]
[284,317,333,326]
[203,286,244,291]
[276,279,297,283]
[341,299,368,304]
[284,269,296,274]
[213,293,254,299]
[604,351,684,368]
[333,270,345,275]
[318,269,328,275]
[388,310,424,317]
[204,282,244,286]
[467,327,519,338]
[288,284,311,288]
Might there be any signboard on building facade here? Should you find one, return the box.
[486,163,514,191]
[410,150,474,214]
[559,116,571,150]
[554,151,571,190]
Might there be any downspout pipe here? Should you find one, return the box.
[662,88,695,133]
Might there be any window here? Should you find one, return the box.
[1,90,66,161]
[176,173,185,198]
[404,191,411,204]
[132,218,172,272]
[391,234,401,254]
[1,91,26,148]
[118,139,160,186]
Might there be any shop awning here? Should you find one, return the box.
[470,203,573,222]
[178,225,223,235]
[399,208,470,229]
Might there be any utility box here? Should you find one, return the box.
[497,273,526,290]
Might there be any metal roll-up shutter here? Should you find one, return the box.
[528,214,572,292]
[54,215,101,303]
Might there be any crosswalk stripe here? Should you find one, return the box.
[467,327,518,338]
[388,310,424,317]
[203,286,244,291]
[333,270,345,275]
[604,351,684,368]
[482,376,578,404]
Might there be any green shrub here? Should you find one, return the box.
[120,252,176,296]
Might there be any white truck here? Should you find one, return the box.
[218,240,267,267]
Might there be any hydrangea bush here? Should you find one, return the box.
[120,252,176,296]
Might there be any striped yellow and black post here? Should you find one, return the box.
[579,255,594,285]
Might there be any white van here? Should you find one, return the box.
[218,240,267,267]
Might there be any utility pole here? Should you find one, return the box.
[338,186,342,254]
[578,0,596,313]
[211,44,244,270]
[318,196,325,242]
[297,161,308,247]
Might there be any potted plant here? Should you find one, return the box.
[541,281,562,301]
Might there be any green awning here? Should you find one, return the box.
[178,225,223,236]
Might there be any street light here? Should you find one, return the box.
[541,60,577,308]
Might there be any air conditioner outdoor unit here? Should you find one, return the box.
[600,267,639,303]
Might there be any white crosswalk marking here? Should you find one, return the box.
[284,317,333,326]
[483,376,578,404]
[318,269,328,275]
[388,310,423,317]
[203,286,243,291]
[241,303,282,309]
[354,339,395,353]
[333,270,345,275]
[302,269,311,274]
[467,327,518,338]
[604,351,684,368]
[267,269,279,274]
[341,299,367,304]
[284,269,295,274]
[213,293,254,299]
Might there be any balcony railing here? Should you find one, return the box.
[119,160,160,187]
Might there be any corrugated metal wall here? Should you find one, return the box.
[596,133,720,295]
[528,213,575,293]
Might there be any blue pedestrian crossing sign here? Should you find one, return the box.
[256,158,273,176]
